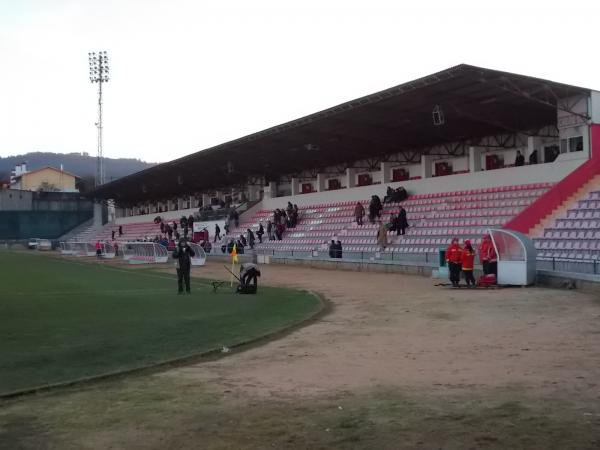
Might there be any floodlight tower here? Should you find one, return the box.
[88,51,110,186]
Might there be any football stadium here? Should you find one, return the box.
[3,64,600,449]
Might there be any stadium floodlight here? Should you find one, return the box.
[88,51,110,186]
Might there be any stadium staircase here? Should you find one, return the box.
[70,221,163,243]
[230,183,552,257]
[534,179,600,260]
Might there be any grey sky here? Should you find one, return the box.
[1,0,599,162]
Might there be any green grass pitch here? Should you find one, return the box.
[0,252,321,395]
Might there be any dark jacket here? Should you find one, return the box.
[398,208,408,229]
[172,244,195,270]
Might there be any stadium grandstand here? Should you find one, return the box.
[82,64,600,276]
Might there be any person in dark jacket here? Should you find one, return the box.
[172,239,195,294]
[368,195,383,223]
[238,263,261,294]
[398,207,408,236]
[336,240,343,258]
[214,224,221,242]
[328,240,336,258]
[529,149,538,165]
[256,223,264,243]
[515,150,525,167]
[247,228,255,249]
[118,225,123,236]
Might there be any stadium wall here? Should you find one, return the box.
[261,156,586,209]
[0,210,93,239]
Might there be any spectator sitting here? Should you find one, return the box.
[384,186,394,203]
[239,234,247,247]
[384,186,408,203]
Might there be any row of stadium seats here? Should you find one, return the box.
[230,182,553,256]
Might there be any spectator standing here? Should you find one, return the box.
[446,238,463,288]
[257,223,264,243]
[111,229,116,240]
[328,240,336,258]
[118,225,123,237]
[267,220,274,240]
[336,240,343,259]
[247,228,255,249]
[529,150,538,165]
[354,202,365,226]
[369,196,383,223]
[214,223,221,242]
[232,210,239,227]
[515,150,525,167]
[376,221,388,250]
[398,206,408,236]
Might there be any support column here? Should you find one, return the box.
[201,193,210,207]
[381,162,392,184]
[291,177,300,196]
[316,173,326,192]
[264,181,277,199]
[421,155,433,179]
[469,146,484,173]
[93,202,103,227]
[346,168,356,188]
[247,183,260,202]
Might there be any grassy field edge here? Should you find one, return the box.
[0,287,329,401]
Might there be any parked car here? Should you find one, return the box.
[27,238,41,249]
[38,239,52,251]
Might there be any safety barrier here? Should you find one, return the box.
[69,242,96,257]
[59,241,75,255]
[122,242,168,264]
[187,243,207,266]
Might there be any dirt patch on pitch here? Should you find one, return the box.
[162,261,600,402]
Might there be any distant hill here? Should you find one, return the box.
[0,152,156,183]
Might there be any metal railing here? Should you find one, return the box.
[536,257,600,275]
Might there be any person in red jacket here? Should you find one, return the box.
[479,234,498,276]
[461,239,476,287]
[446,238,463,287]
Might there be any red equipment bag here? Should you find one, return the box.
[477,274,497,287]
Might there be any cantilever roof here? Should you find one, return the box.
[93,64,591,203]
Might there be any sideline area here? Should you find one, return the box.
[2,258,600,449]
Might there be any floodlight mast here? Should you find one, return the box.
[88,51,109,186]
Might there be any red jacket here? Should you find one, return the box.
[479,240,497,262]
[461,248,475,270]
[446,244,462,264]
